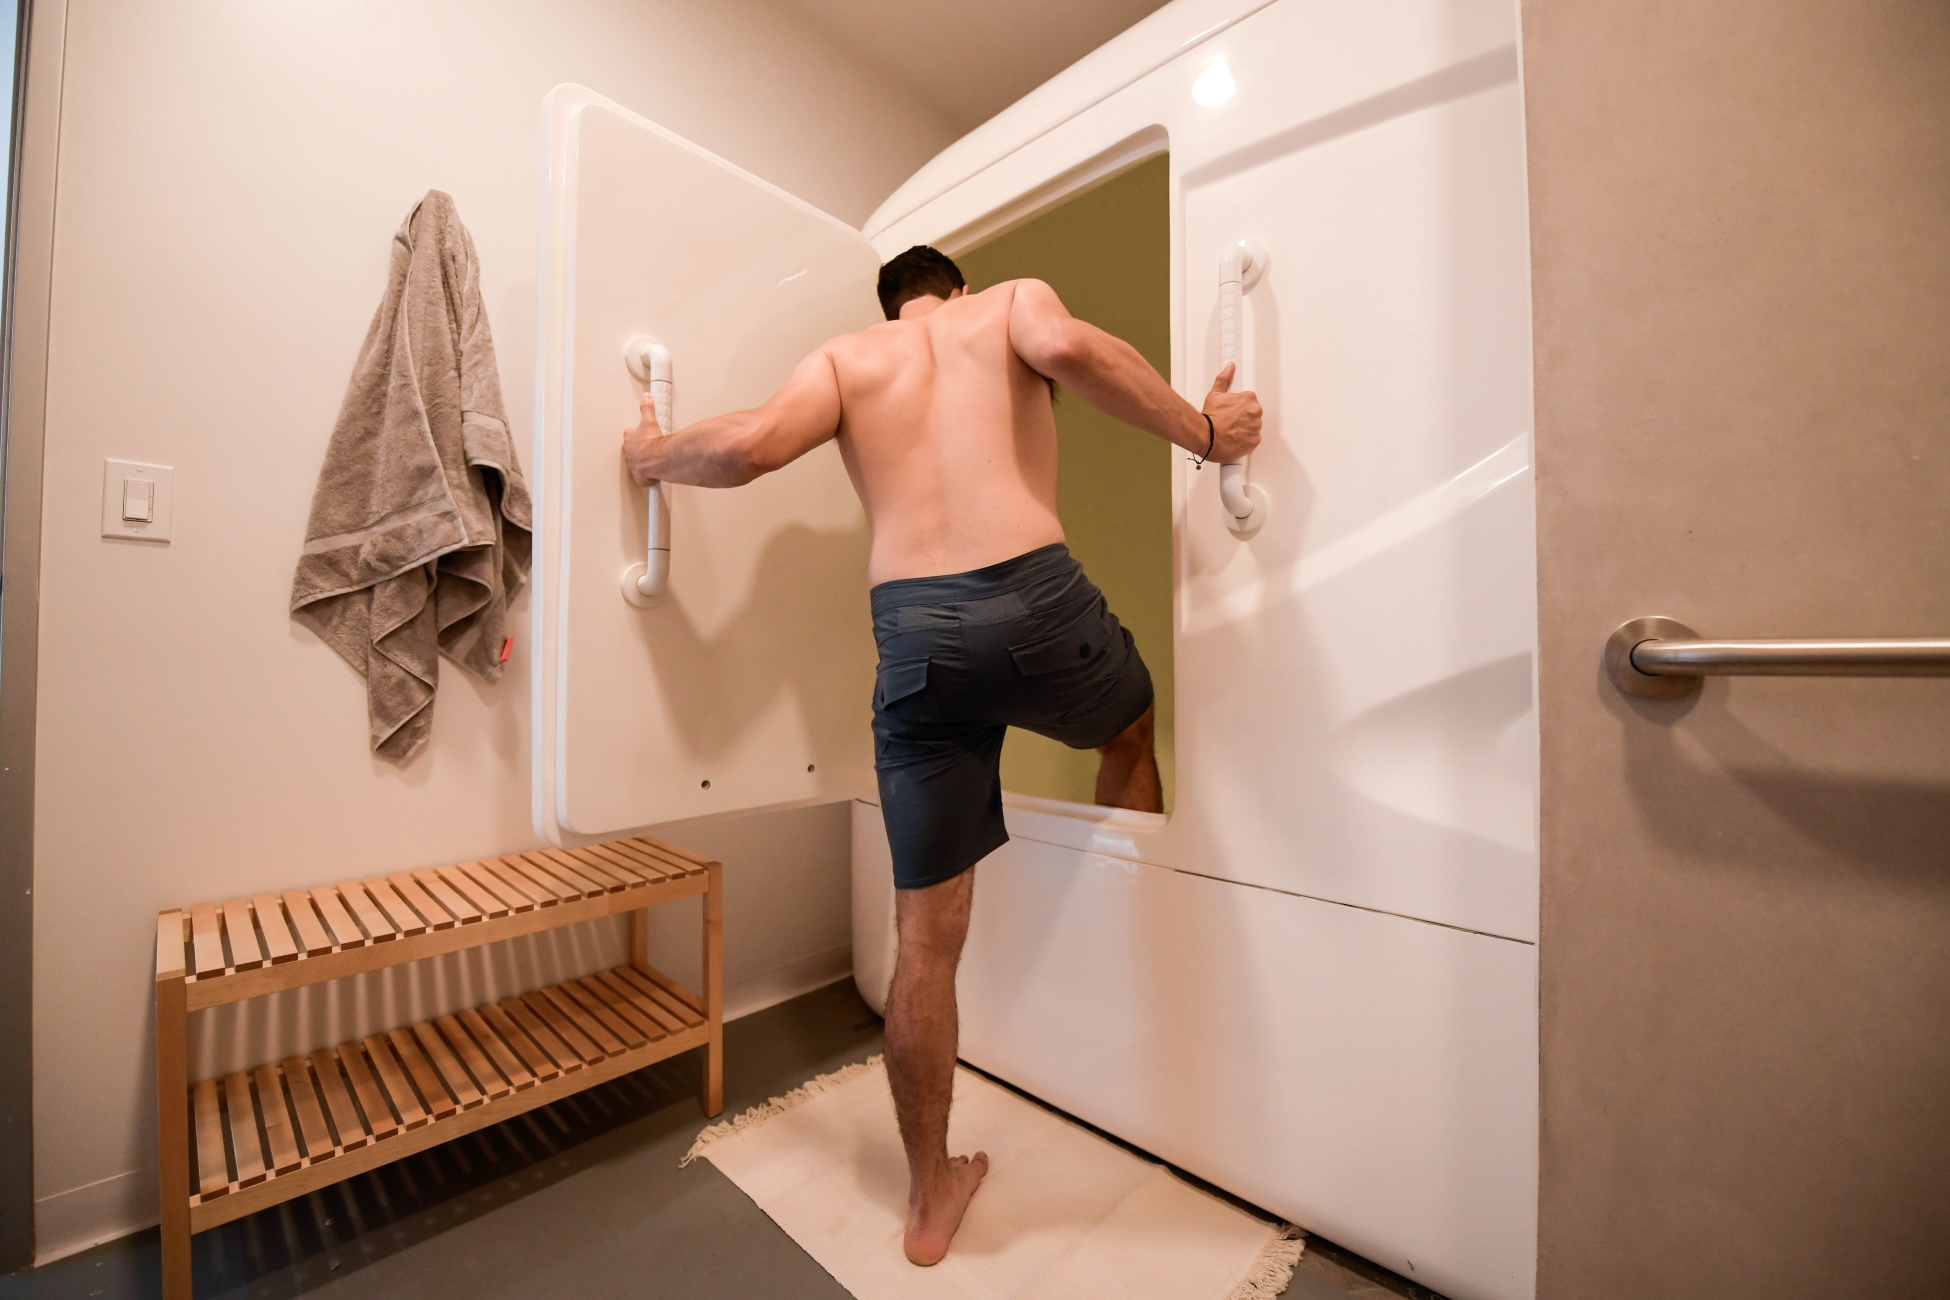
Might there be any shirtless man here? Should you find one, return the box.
[622,246,1261,1265]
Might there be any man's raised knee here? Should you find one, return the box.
[1098,706,1156,756]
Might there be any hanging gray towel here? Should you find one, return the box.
[291,190,532,762]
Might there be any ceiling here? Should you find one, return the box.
[776,0,1174,135]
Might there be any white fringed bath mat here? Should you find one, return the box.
[684,1056,1302,1300]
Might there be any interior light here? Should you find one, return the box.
[1192,59,1236,107]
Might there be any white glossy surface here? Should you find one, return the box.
[869,0,1536,945]
[530,3,1541,1290]
[850,798,897,1017]
[854,3,1540,1297]
[532,85,882,842]
[851,800,1538,1300]
[864,0,1277,238]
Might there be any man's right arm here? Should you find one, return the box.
[623,347,843,487]
[1006,278,1261,462]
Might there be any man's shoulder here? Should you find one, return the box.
[825,318,906,358]
[964,280,1048,311]
[824,282,1032,361]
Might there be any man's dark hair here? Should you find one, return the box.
[877,245,965,321]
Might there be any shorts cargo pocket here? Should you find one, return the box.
[1008,604,1115,673]
[873,656,931,713]
[1008,604,1122,718]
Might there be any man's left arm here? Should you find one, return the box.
[623,347,843,487]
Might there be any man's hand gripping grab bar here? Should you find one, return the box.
[1217,241,1269,535]
[623,337,673,606]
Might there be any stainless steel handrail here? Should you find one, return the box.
[1604,617,1950,698]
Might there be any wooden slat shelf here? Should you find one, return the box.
[160,838,711,1010]
[155,835,724,1300]
[185,961,708,1232]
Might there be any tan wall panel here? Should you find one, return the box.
[28,0,953,1261]
[1525,2,1950,1296]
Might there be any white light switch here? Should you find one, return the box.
[121,478,154,522]
[102,459,173,541]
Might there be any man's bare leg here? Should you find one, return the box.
[885,868,989,1265]
[1095,705,1163,812]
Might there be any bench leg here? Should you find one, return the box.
[702,862,723,1117]
[156,972,192,1300]
[630,885,721,1116]
[628,906,649,970]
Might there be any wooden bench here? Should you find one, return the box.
[153,835,723,1300]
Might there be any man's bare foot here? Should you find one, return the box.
[904,1151,990,1266]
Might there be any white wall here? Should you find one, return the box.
[28,0,954,1263]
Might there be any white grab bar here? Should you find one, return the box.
[622,336,672,606]
[1216,240,1269,536]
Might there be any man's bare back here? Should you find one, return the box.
[622,251,1259,1268]
[622,277,1260,586]
[827,283,1065,584]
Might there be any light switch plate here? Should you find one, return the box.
[102,459,173,541]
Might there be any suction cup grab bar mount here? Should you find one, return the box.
[1217,240,1271,538]
[622,336,673,607]
[1603,616,1950,699]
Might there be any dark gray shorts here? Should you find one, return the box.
[870,543,1154,891]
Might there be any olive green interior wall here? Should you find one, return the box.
[957,155,1173,808]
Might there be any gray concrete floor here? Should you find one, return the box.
[3,980,1438,1300]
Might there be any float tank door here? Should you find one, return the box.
[533,85,881,843]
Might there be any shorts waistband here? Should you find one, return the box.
[869,543,1077,616]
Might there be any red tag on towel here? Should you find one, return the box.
[499,636,514,664]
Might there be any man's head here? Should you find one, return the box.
[877,245,966,321]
